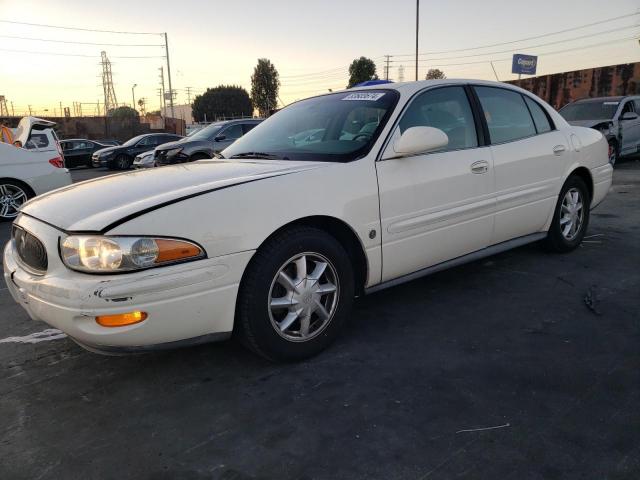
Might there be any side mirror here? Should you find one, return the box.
[620,111,639,121]
[214,134,226,142]
[391,126,448,158]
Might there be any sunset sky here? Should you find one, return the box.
[0,0,638,117]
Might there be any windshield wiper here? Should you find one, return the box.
[230,152,281,160]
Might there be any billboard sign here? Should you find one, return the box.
[512,54,537,75]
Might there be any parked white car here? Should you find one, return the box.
[0,117,71,221]
[4,80,612,360]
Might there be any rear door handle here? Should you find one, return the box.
[553,145,566,155]
[470,160,489,174]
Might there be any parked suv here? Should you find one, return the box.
[155,119,262,165]
[559,95,640,165]
[92,133,183,169]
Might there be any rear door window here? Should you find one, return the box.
[524,97,552,134]
[475,86,537,144]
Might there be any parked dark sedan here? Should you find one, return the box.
[60,139,110,168]
[92,133,183,169]
[155,119,261,165]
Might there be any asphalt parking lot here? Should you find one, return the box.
[1,162,639,480]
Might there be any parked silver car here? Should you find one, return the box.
[559,95,640,165]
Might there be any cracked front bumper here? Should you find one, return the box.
[3,215,253,353]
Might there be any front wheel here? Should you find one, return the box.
[115,154,131,170]
[235,226,354,361]
[608,141,618,166]
[542,175,590,252]
[0,181,33,221]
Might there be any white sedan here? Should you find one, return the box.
[4,80,612,360]
[0,117,71,220]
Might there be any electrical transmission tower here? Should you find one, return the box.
[100,51,118,116]
[398,65,405,83]
[0,96,8,117]
[185,86,193,105]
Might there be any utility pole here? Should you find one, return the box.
[132,83,137,112]
[11,101,15,117]
[28,105,32,115]
[384,55,391,81]
[185,86,193,105]
[164,33,175,119]
[59,102,62,118]
[415,0,420,81]
[158,67,166,115]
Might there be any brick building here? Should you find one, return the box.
[509,62,639,110]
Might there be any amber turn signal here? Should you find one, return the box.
[155,239,202,263]
[96,311,148,327]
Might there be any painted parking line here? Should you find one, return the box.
[0,329,67,344]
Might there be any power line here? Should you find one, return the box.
[390,24,640,61]
[0,34,164,47]
[0,19,161,35]
[392,35,639,69]
[0,47,165,58]
[390,11,640,56]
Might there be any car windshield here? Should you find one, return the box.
[188,123,223,141]
[559,100,619,121]
[222,90,400,162]
[122,135,147,147]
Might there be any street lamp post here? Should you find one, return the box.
[132,84,137,113]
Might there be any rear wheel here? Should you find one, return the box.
[115,154,131,170]
[235,226,354,361]
[543,175,590,252]
[0,181,33,221]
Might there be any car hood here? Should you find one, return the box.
[156,138,210,151]
[93,145,120,156]
[20,160,330,232]
[566,119,612,128]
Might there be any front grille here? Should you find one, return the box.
[13,226,48,274]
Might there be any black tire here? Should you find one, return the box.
[235,226,355,362]
[542,175,591,253]
[190,152,210,162]
[115,154,131,170]
[0,180,34,221]
[608,140,619,167]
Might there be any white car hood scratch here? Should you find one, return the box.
[20,160,329,232]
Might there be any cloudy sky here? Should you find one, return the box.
[0,0,638,116]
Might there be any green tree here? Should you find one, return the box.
[251,58,280,117]
[425,68,446,80]
[192,85,253,122]
[347,57,378,88]
[108,106,138,119]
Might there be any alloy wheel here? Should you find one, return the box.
[268,252,339,342]
[560,188,584,241]
[0,184,28,219]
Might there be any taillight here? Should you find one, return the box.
[49,157,64,168]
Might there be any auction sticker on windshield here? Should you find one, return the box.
[342,92,386,101]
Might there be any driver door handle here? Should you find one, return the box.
[470,160,489,174]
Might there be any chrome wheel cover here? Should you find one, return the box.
[560,188,584,241]
[268,252,339,342]
[0,184,27,219]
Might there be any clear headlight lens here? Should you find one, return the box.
[60,236,204,273]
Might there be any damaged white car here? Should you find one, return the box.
[4,80,612,360]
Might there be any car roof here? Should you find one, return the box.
[572,96,625,103]
[61,138,99,142]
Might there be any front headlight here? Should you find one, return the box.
[60,236,205,273]
[165,147,182,157]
